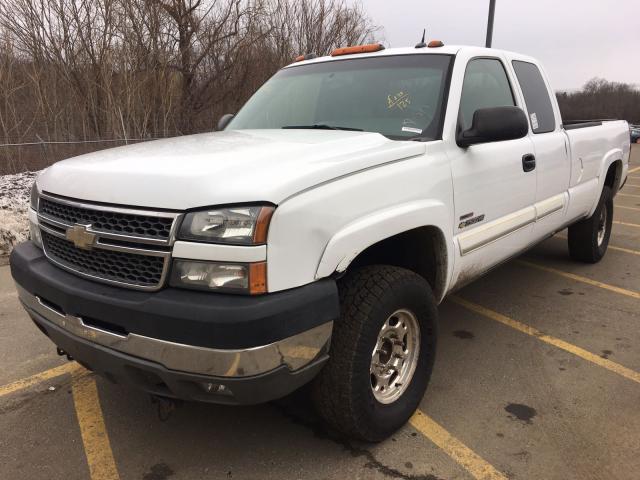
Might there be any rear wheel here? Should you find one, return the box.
[312,265,437,441]
[568,186,613,263]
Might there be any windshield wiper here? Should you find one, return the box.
[281,124,364,132]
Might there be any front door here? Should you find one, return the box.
[446,56,536,287]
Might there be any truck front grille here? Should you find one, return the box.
[39,197,174,241]
[42,231,166,288]
[37,193,179,291]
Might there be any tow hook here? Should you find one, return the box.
[150,395,183,422]
[56,347,74,361]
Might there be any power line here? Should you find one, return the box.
[0,138,164,148]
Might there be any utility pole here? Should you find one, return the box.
[485,0,496,48]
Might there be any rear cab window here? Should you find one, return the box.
[512,61,556,133]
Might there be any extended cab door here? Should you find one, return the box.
[444,53,536,287]
[510,59,570,236]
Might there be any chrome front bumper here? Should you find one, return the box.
[17,284,333,378]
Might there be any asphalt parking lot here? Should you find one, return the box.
[1,146,639,480]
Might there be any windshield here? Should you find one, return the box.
[228,54,453,141]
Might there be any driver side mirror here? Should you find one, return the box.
[217,113,235,131]
[456,106,528,148]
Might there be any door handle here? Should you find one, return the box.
[522,154,536,172]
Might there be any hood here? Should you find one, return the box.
[38,130,426,210]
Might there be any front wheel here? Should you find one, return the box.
[312,265,437,441]
[568,186,613,263]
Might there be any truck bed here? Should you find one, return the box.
[563,119,619,130]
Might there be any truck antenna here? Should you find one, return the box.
[415,29,427,48]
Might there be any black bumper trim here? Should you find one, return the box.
[10,241,339,350]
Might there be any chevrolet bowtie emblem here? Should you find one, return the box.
[65,224,97,250]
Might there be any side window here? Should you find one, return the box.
[459,59,515,131]
[512,61,555,133]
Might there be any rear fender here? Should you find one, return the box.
[588,148,624,216]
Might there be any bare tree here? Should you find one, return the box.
[0,0,379,173]
[557,78,640,124]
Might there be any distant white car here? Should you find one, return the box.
[12,43,631,441]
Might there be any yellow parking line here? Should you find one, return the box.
[614,220,640,228]
[628,166,640,174]
[0,362,80,397]
[617,205,640,212]
[0,364,507,480]
[410,411,508,480]
[451,296,640,384]
[554,234,640,256]
[608,245,640,256]
[516,260,640,300]
[624,184,640,188]
[619,193,640,199]
[72,373,120,480]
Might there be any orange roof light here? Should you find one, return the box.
[294,53,318,62]
[331,43,385,57]
[428,40,444,48]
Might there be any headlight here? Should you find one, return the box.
[178,206,274,245]
[30,181,39,211]
[170,260,267,294]
[29,220,43,249]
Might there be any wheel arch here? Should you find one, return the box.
[586,149,624,217]
[603,157,623,194]
[315,200,452,302]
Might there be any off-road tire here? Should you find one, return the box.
[568,186,613,263]
[311,265,438,442]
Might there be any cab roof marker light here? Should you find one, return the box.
[428,40,444,48]
[294,53,318,62]
[331,43,385,57]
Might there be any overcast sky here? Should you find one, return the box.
[354,0,640,91]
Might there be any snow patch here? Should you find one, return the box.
[0,171,40,256]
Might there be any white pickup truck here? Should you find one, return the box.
[11,43,631,441]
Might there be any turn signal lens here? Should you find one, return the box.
[249,262,267,295]
[331,43,384,57]
[253,207,274,244]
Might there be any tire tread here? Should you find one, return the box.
[312,265,434,441]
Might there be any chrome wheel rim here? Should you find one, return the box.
[597,206,607,246]
[370,309,420,404]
